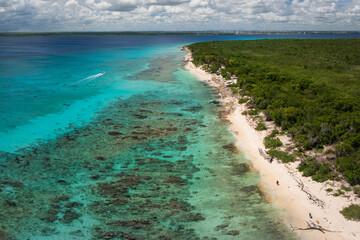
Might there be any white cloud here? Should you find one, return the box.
[189,0,208,8]
[65,0,78,7]
[147,0,190,6]
[0,0,358,32]
[105,0,140,11]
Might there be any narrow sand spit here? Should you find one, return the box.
[183,47,360,240]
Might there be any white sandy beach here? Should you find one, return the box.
[183,47,360,240]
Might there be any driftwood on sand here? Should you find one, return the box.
[290,221,341,234]
[284,164,326,209]
[258,148,271,161]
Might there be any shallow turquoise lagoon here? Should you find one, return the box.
[2,34,352,239]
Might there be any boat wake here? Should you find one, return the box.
[69,72,105,86]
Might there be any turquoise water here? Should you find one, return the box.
[0,40,177,152]
[2,34,359,239]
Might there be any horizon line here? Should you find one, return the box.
[1,30,359,37]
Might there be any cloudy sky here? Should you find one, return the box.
[0,0,359,32]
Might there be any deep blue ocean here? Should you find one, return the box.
[0,33,359,239]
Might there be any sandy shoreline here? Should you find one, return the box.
[183,47,360,240]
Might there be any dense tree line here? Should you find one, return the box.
[188,39,360,185]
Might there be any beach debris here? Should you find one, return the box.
[296,180,325,208]
[284,164,326,208]
[290,221,341,234]
[258,148,271,161]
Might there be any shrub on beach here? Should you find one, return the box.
[264,135,283,149]
[340,204,360,221]
[241,109,259,116]
[353,186,360,198]
[255,121,267,131]
[238,98,249,104]
[231,88,239,94]
[267,150,295,163]
[268,129,279,138]
[334,189,345,197]
[298,157,336,182]
[247,109,259,116]
[341,185,352,192]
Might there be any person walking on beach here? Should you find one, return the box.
[276,180,279,186]
[309,213,312,219]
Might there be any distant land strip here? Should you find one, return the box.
[0,31,359,37]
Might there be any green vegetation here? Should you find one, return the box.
[268,129,279,138]
[298,157,336,182]
[334,189,345,197]
[325,149,335,155]
[314,148,324,153]
[238,97,249,104]
[256,121,267,131]
[353,186,360,198]
[340,204,360,221]
[221,69,232,80]
[231,88,240,94]
[326,188,333,192]
[241,109,259,116]
[341,185,352,192]
[263,129,283,149]
[264,130,283,149]
[247,109,259,115]
[188,39,360,185]
[264,137,283,149]
[267,150,295,163]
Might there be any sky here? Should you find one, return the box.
[0,0,359,32]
